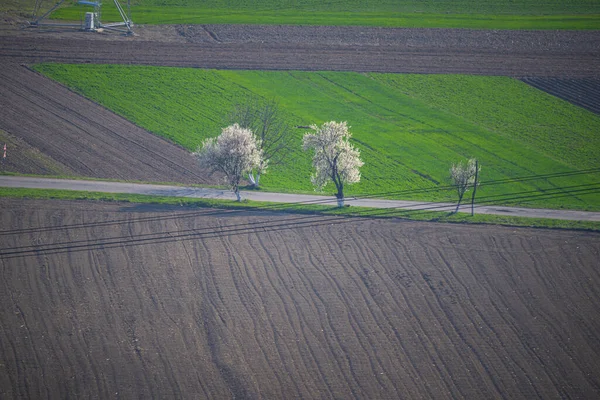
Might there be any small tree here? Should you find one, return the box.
[303,121,363,207]
[227,97,294,188]
[194,124,264,201]
[450,158,480,213]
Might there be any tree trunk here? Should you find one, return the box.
[454,192,464,213]
[234,188,241,202]
[255,172,261,187]
[335,185,344,208]
[248,172,257,187]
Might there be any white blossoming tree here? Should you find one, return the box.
[302,121,364,207]
[450,158,480,213]
[194,124,265,202]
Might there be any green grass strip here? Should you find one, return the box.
[51,6,600,30]
[1,187,598,231]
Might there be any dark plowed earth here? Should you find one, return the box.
[521,77,600,115]
[1,198,599,399]
[0,62,213,183]
[1,24,599,76]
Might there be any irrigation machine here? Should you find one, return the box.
[30,0,133,34]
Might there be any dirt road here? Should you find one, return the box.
[2,175,600,221]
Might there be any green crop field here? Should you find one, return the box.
[46,0,600,29]
[33,63,600,211]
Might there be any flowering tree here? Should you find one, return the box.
[302,121,364,207]
[227,97,293,188]
[450,158,480,213]
[194,124,265,201]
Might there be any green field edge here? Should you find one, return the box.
[2,187,598,232]
[50,7,600,30]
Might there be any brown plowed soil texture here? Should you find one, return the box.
[0,63,213,182]
[1,23,599,76]
[1,198,600,399]
[521,77,600,115]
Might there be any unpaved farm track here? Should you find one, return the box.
[1,198,599,399]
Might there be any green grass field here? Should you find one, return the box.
[33,64,600,210]
[46,0,600,29]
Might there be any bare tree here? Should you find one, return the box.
[450,158,480,213]
[303,121,363,207]
[194,124,265,201]
[227,97,294,188]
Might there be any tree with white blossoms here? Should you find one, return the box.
[302,121,364,207]
[450,158,480,214]
[194,124,265,202]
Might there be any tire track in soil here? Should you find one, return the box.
[316,224,401,396]
[2,199,600,398]
[306,229,383,397]
[298,227,395,397]
[431,243,543,399]
[345,227,438,398]
[401,245,477,398]
[254,228,345,398]
[437,230,597,398]
[194,228,259,399]
[515,237,600,396]
[255,228,338,399]
[287,228,363,399]
[437,234,554,398]
[243,231,311,397]
[299,228,371,399]
[375,225,512,398]
[219,233,285,398]
[361,229,454,398]
[422,245,519,399]
[341,224,448,397]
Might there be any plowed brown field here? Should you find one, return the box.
[0,62,213,183]
[1,24,599,76]
[1,198,599,399]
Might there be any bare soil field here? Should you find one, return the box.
[0,62,213,182]
[1,23,599,76]
[1,198,599,399]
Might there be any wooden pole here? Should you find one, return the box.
[471,160,478,216]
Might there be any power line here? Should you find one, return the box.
[2,183,598,259]
[1,168,598,237]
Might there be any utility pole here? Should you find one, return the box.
[471,159,479,216]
